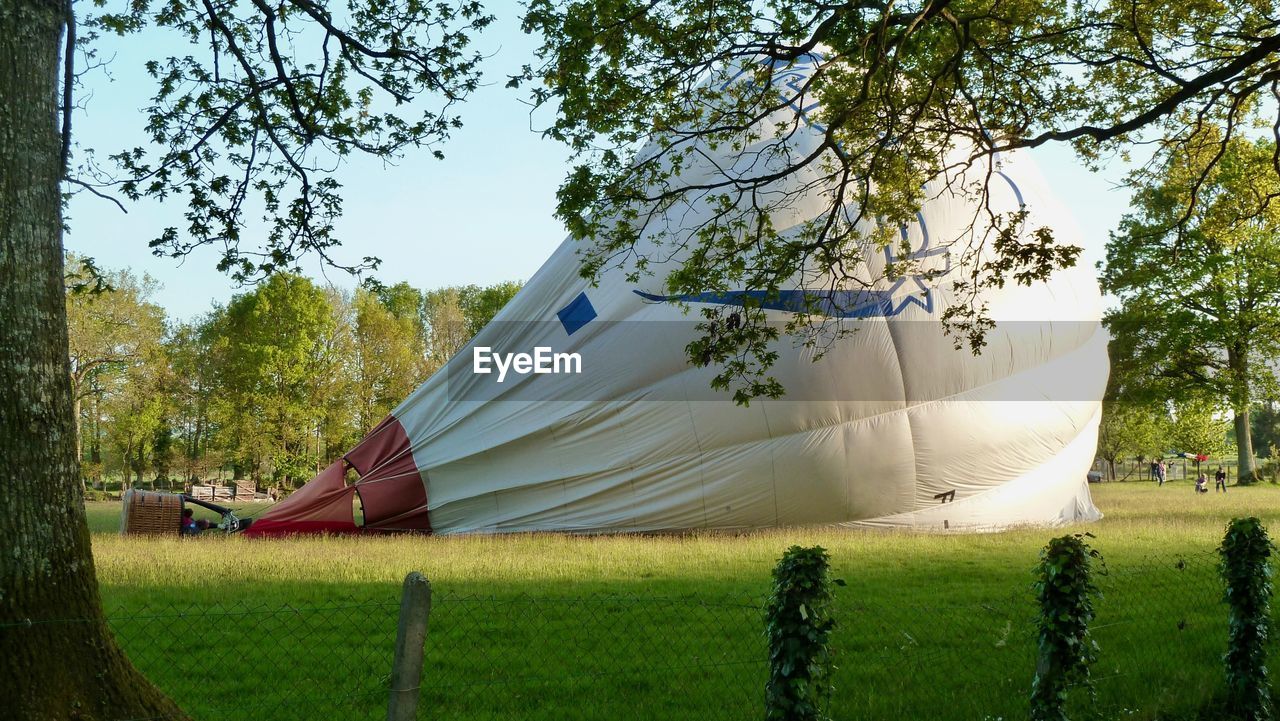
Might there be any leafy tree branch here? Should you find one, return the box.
[70,0,494,282]
[518,0,1280,402]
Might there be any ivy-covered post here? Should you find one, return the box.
[1030,534,1103,721]
[765,545,843,721]
[1219,517,1275,721]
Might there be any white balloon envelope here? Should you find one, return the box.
[245,54,1107,537]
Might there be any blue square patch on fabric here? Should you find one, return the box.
[557,292,597,335]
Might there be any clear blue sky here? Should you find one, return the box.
[65,3,1132,321]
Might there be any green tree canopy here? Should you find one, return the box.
[64,255,166,472]
[353,287,427,430]
[1097,401,1165,481]
[1103,135,1280,481]
[459,281,524,337]
[63,270,520,490]
[211,273,336,484]
[421,281,524,367]
[1168,397,1233,464]
[102,339,170,488]
[1253,402,1280,462]
[165,317,224,482]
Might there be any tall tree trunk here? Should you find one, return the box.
[90,394,101,464]
[192,412,203,462]
[1228,345,1258,483]
[72,388,82,466]
[0,5,186,718]
[90,393,102,487]
[121,437,133,489]
[1235,408,1258,484]
[134,442,145,488]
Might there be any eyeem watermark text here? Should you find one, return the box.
[473,347,583,382]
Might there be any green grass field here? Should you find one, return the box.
[84,481,1280,720]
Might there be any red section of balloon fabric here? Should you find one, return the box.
[242,460,358,537]
[242,416,429,536]
[345,415,431,531]
[345,415,401,474]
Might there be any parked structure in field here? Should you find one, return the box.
[245,55,1107,537]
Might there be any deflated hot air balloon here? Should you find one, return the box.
[244,53,1107,537]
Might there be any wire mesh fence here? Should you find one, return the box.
[8,549,1274,719]
[420,594,765,720]
[835,590,1037,720]
[105,599,401,720]
[824,549,1238,720]
[1080,549,1229,720]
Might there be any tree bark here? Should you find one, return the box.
[1227,345,1258,483]
[192,412,203,462]
[72,389,82,465]
[0,3,187,719]
[135,442,145,488]
[1235,407,1258,484]
[90,391,102,486]
[90,394,101,460]
[121,436,133,489]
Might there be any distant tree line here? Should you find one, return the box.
[66,255,520,489]
[1097,398,1280,483]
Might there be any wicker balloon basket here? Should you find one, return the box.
[120,489,183,536]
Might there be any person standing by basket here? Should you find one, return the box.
[180,507,199,535]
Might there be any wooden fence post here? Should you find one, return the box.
[387,572,432,721]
